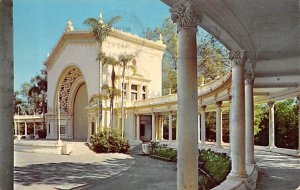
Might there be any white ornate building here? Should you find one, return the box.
[44,19,165,142]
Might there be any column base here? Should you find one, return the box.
[267,145,276,151]
[227,171,248,179]
[246,160,256,165]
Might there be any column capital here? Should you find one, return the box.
[229,50,248,67]
[245,61,255,85]
[201,105,206,111]
[170,1,202,31]
[268,101,275,108]
[215,101,222,107]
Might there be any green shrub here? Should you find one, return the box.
[90,128,129,153]
[152,144,177,161]
[199,149,231,189]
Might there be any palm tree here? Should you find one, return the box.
[118,54,135,137]
[102,55,120,128]
[84,13,121,129]
[101,84,121,128]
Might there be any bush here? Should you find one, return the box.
[199,149,231,189]
[90,128,129,153]
[152,143,177,161]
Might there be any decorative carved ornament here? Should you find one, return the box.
[59,68,82,113]
[244,61,255,84]
[170,1,202,30]
[229,50,248,66]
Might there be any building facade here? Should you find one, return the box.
[44,20,165,142]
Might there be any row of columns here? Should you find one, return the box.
[169,2,256,187]
[136,112,175,141]
[14,122,39,136]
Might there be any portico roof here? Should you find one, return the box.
[161,0,300,98]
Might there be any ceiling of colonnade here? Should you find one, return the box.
[161,0,300,100]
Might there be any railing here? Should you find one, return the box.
[132,72,232,108]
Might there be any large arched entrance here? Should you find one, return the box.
[73,83,88,140]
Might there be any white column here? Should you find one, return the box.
[24,122,28,136]
[0,1,13,188]
[268,101,275,148]
[215,101,223,148]
[198,113,201,143]
[245,68,255,164]
[160,117,164,140]
[201,105,206,145]
[171,2,200,189]
[14,122,17,136]
[151,113,156,142]
[228,50,247,178]
[136,114,140,141]
[168,112,173,141]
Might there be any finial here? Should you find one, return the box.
[65,20,74,32]
[98,12,104,24]
[156,33,164,44]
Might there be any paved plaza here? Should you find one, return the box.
[14,149,300,190]
[14,151,177,190]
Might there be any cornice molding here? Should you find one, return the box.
[44,29,166,67]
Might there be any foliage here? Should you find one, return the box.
[197,34,230,84]
[254,103,269,146]
[150,144,230,189]
[14,69,47,115]
[118,53,135,137]
[144,17,178,95]
[274,99,298,149]
[254,99,299,149]
[144,17,230,95]
[198,149,231,189]
[151,143,177,161]
[84,14,121,127]
[90,127,129,153]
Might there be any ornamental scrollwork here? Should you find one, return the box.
[244,60,255,84]
[229,50,248,66]
[170,1,202,30]
[59,68,82,113]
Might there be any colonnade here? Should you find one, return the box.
[14,121,41,136]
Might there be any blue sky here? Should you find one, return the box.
[13,0,170,91]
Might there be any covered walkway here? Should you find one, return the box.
[255,150,300,190]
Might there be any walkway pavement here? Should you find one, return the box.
[255,150,300,190]
[14,149,299,190]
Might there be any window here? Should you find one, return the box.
[142,85,147,99]
[131,84,138,101]
[131,92,137,101]
[131,84,137,91]
[60,125,66,134]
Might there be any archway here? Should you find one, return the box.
[73,83,88,140]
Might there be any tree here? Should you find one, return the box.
[101,84,121,128]
[144,17,178,95]
[28,69,47,129]
[197,34,230,84]
[118,54,135,137]
[84,13,121,129]
[102,55,119,128]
